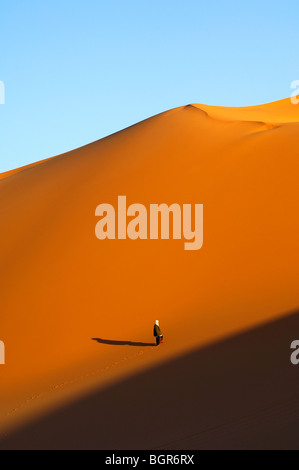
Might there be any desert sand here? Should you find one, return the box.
[0,98,299,449]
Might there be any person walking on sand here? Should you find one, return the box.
[154,320,163,346]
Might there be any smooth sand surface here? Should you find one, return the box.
[0,98,299,448]
[2,310,299,449]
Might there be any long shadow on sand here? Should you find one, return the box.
[91,338,156,346]
[92,338,156,347]
[2,309,299,449]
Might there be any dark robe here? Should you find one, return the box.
[154,324,162,337]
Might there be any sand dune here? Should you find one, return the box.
[2,310,299,449]
[0,98,299,448]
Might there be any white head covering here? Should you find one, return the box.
[155,320,159,326]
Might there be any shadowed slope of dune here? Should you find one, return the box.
[0,98,299,445]
[1,309,299,450]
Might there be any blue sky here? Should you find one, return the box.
[0,0,298,172]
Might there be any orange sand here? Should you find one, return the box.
[0,98,299,447]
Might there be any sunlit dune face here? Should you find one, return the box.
[0,98,299,440]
